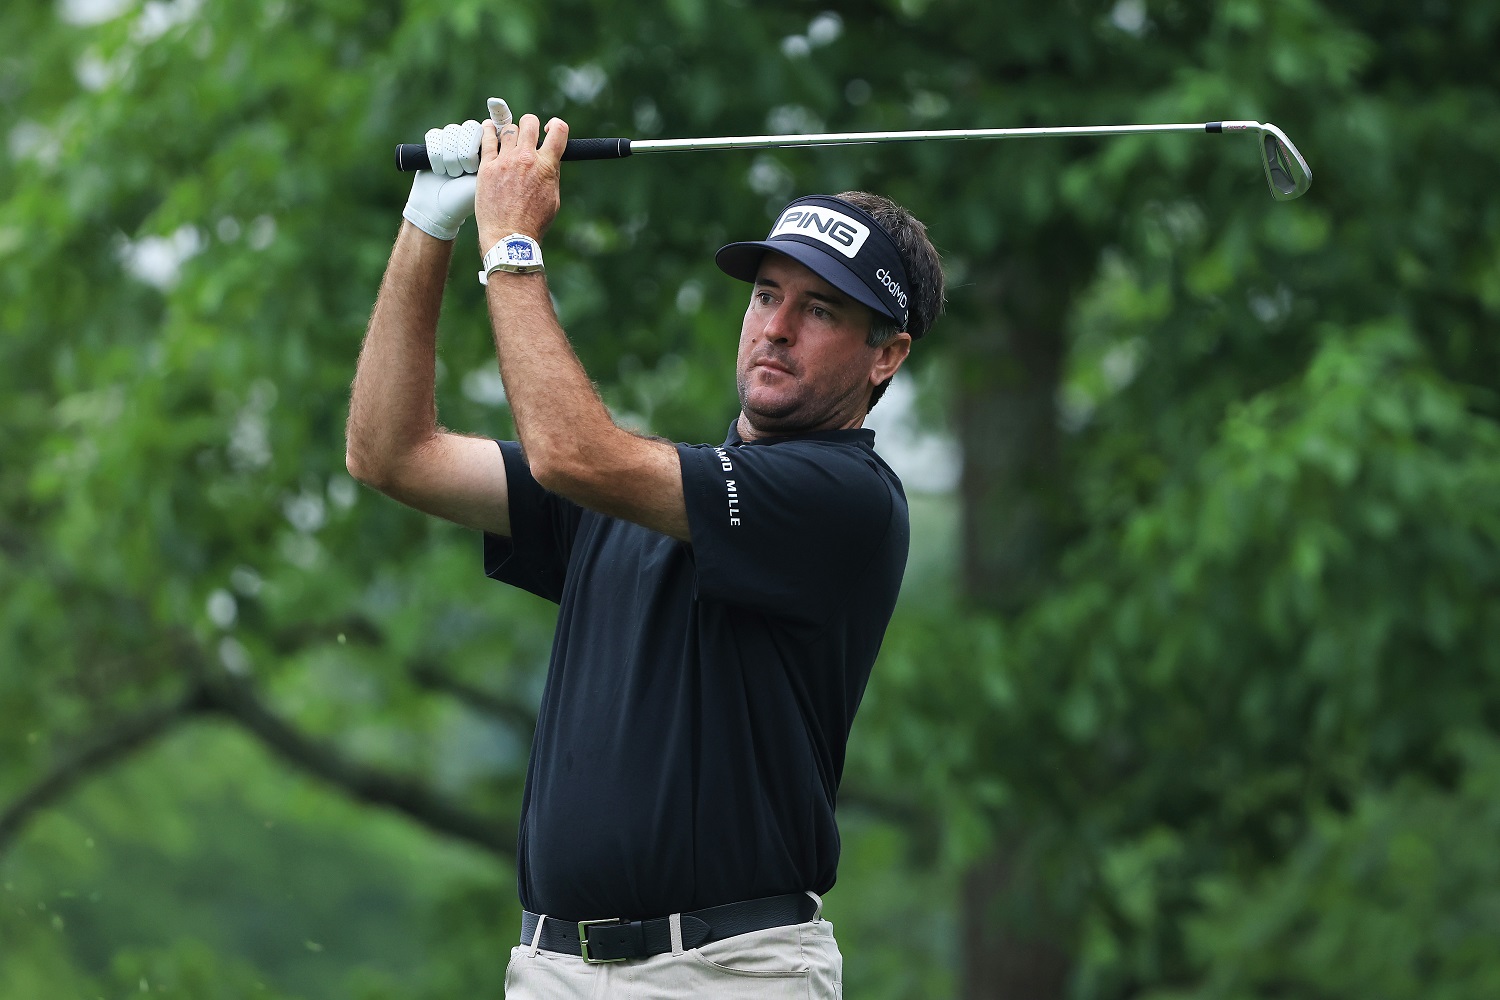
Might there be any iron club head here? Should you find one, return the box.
[1257,122,1312,201]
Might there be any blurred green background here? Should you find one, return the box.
[3,0,1498,997]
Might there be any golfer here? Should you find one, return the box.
[346,103,944,998]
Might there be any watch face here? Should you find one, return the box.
[502,236,537,265]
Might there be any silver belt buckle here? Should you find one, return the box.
[578,917,627,964]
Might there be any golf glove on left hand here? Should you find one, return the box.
[402,117,489,240]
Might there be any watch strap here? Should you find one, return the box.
[479,233,544,285]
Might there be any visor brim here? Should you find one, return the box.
[715,240,902,325]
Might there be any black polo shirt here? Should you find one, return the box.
[483,421,908,921]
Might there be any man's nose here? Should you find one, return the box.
[762,302,796,343]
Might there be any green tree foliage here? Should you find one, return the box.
[1153,734,1500,1000]
[2,0,1498,997]
[853,1,1500,995]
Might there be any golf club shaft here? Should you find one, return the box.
[634,120,1259,153]
[392,119,1311,200]
[397,121,1256,170]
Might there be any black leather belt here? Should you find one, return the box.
[519,892,817,964]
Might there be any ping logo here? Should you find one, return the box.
[771,207,870,259]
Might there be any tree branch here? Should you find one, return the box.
[0,687,206,856]
[197,671,515,859]
[409,660,538,742]
[2,607,519,862]
[838,780,943,863]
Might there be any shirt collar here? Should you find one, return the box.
[723,419,876,449]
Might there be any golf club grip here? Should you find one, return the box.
[394,137,633,172]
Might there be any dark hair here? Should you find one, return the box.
[834,191,946,410]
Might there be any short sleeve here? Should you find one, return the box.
[483,440,585,604]
[676,439,899,624]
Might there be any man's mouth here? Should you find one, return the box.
[752,355,794,376]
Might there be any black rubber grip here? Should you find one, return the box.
[394,137,632,172]
[562,137,633,160]
[395,143,429,171]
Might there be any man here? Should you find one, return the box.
[346,100,944,998]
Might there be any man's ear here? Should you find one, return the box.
[870,332,912,387]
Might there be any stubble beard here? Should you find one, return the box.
[736,365,868,436]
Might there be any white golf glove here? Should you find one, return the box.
[402,99,512,240]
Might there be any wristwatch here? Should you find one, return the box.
[479,233,545,285]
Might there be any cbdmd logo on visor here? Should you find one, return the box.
[770,207,870,258]
[876,267,907,310]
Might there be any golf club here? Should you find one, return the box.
[394,119,1312,201]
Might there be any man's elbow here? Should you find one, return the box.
[345,447,390,491]
[526,443,595,501]
[527,454,577,498]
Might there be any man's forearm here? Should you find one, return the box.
[471,113,690,540]
[483,272,617,484]
[346,223,454,483]
[472,112,616,484]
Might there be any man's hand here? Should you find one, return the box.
[402,101,514,241]
[475,113,569,251]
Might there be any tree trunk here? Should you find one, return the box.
[953,254,1077,999]
[955,267,1066,615]
[961,848,1073,1000]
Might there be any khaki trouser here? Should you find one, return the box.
[504,918,843,999]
